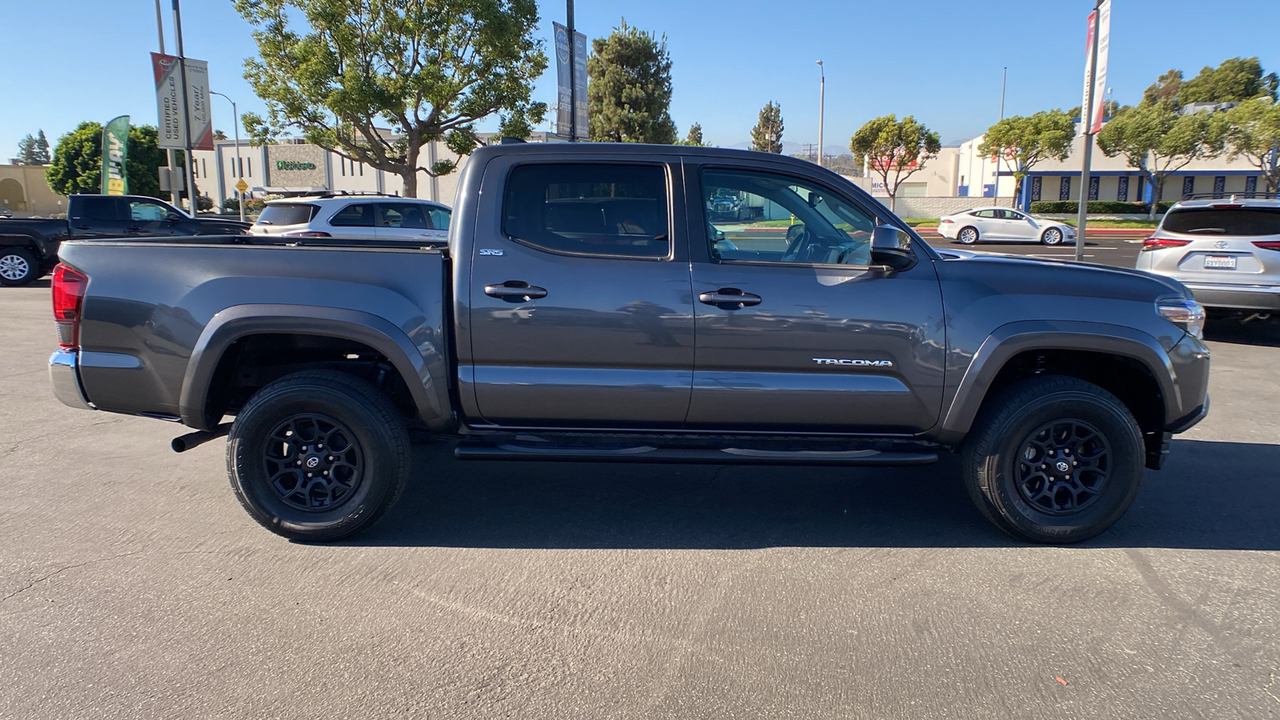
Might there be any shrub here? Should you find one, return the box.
[196,194,214,211]
[1030,200,1174,214]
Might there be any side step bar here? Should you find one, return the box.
[455,441,937,467]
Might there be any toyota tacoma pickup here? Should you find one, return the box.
[1,194,248,286]
[48,143,1210,543]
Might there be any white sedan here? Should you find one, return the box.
[938,207,1075,246]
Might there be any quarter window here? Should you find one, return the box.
[502,164,670,258]
[329,203,376,227]
[701,168,875,266]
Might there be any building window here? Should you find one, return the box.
[1246,176,1258,197]
[201,158,207,178]
[359,163,364,177]
[1182,176,1196,199]
[1213,176,1226,198]
[340,158,346,176]
[1059,177,1071,201]
[247,158,252,177]
[1117,176,1129,202]
[1030,176,1042,202]
[1088,176,1100,201]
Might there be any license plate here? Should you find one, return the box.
[1203,255,1237,270]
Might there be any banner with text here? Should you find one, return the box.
[100,116,130,195]
[1080,0,1111,135]
[573,30,588,139]
[150,53,215,150]
[553,23,572,137]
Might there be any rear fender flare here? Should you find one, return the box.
[180,304,452,431]
[935,320,1179,445]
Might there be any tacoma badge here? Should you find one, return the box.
[813,358,894,367]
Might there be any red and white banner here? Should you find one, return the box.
[151,52,214,151]
[1080,0,1111,136]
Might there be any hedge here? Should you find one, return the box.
[1030,200,1175,214]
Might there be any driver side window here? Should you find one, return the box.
[701,168,875,266]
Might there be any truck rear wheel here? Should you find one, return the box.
[961,376,1144,544]
[227,370,411,541]
[0,247,38,287]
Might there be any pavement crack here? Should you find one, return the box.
[1,551,144,603]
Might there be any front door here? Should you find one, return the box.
[465,159,695,427]
[689,166,946,434]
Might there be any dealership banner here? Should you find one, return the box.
[572,30,588,139]
[100,115,130,195]
[1080,0,1111,135]
[553,23,572,137]
[150,52,215,150]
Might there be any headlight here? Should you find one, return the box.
[1157,297,1205,340]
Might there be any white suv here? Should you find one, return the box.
[249,193,451,244]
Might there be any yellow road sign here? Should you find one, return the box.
[235,178,248,193]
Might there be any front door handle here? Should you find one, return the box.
[699,288,762,310]
[484,281,548,303]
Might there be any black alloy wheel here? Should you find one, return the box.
[1014,420,1110,515]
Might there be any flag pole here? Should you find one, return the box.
[1075,0,1103,263]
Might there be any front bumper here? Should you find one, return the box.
[49,349,93,411]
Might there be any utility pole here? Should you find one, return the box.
[154,0,179,206]
[173,0,198,211]
[816,60,825,168]
[1075,0,1103,262]
[1000,66,1007,120]
[567,0,576,142]
[212,91,244,222]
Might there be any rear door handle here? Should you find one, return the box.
[484,281,548,303]
[699,288,762,310]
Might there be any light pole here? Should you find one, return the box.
[210,90,244,222]
[816,60,825,167]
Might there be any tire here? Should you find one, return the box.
[227,370,411,541]
[1041,227,1065,246]
[961,376,1144,544]
[0,247,38,287]
[957,226,979,245]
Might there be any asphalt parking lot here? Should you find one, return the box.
[3,250,1279,719]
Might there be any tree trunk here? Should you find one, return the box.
[1013,176,1024,209]
[888,193,896,212]
[1148,174,1161,220]
[401,138,421,198]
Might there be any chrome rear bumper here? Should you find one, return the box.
[49,349,93,411]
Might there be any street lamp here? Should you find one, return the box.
[210,90,245,222]
[816,60,825,168]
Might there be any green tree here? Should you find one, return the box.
[750,101,783,153]
[1096,105,1219,219]
[1180,57,1278,104]
[213,129,228,141]
[587,19,677,144]
[16,130,52,165]
[46,122,168,200]
[683,122,705,146]
[234,0,547,197]
[849,114,940,211]
[978,110,1075,204]
[1214,97,1280,193]
[1142,69,1184,108]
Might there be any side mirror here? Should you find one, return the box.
[715,229,726,242]
[870,225,916,271]
[167,213,184,223]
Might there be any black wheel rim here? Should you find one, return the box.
[1015,420,1111,515]
[263,413,364,512]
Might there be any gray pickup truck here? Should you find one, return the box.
[48,143,1210,543]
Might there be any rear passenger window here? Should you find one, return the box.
[503,164,670,258]
[80,197,122,221]
[1162,208,1280,236]
[329,203,375,227]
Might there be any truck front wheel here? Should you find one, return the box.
[961,376,1144,543]
[227,370,411,541]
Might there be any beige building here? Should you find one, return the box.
[0,164,68,217]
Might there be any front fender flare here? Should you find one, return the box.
[935,320,1179,446]
[179,304,452,431]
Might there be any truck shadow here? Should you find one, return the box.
[349,439,1280,551]
[1204,318,1280,348]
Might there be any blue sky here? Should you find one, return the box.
[4,0,1279,159]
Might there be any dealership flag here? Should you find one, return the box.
[100,116,130,196]
[150,52,215,150]
[1080,0,1111,135]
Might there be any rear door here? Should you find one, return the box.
[968,209,998,239]
[687,164,946,433]
[464,158,695,427]
[376,201,448,244]
[323,201,379,240]
[68,196,129,238]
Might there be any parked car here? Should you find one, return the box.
[49,143,1209,545]
[1135,197,1280,315]
[939,207,1075,246]
[249,193,451,245]
[0,194,248,286]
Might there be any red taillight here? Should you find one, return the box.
[940,218,954,224]
[1252,241,1280,251]
[52,263,87,350]
[283,231,332,238]
[1142,237,1192,251]
[1211,203,1243,209]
